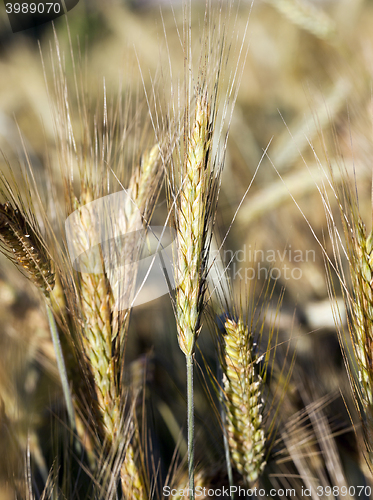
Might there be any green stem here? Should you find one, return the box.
[217,360,234,499]
[46,304,76,433]
[186,353,195,500]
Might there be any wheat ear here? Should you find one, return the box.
[0,202,55,294]
[0,198,78,440]
[120,434,147,500]
[175,96,212,358]
[348,219,373,452]
[76,185,119,439]
[222,317,266,484]
[321,159,373,461]
[74,144,161,441]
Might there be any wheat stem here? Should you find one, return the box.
[186,353,195,499]
[218,359,234,498]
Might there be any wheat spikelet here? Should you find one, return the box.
[222,317,266,484]
[0,202,55,294]
[175,96,212,357]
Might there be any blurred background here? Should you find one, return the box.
[1,0,373,497]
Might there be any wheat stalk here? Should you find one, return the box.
[171,90,216,499]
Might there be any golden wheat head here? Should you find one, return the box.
[0,202,55,294]
[175,95,213,356]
